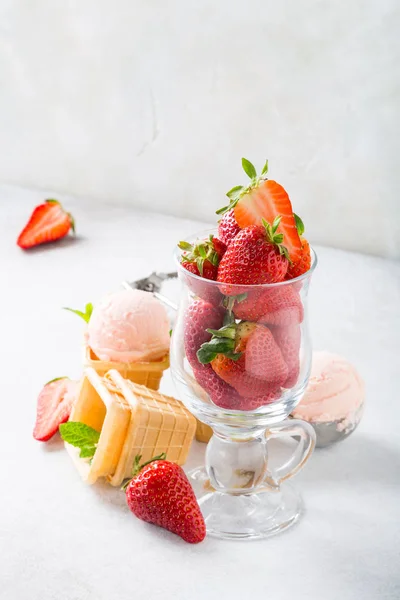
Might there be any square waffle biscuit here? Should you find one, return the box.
[106,370,196,486]
[65,368,196,486]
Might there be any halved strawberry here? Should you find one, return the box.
[286,238,311,279]
[17,199,75,249]
[217,159,302,262]
[33,377,78,441]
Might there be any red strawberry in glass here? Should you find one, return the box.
[217,208,241,246]
[178,235,226,305]
[217,216,290,294]
[170,156,318,541]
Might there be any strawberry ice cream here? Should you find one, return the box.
[87,290,170,363]
[292,351,365,446]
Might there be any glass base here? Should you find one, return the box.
[189,467,302,540]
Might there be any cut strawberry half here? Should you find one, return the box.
[17,199,75,249]
[217,158,302,263]
[33,377,78,441]
[234,180,301,262]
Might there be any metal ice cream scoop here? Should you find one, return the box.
[122,271,178,311]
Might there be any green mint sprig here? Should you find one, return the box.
[63,302,93,324]
[59,422,100,459]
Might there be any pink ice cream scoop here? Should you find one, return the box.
[87,289,170,363]
[292,351,365,447]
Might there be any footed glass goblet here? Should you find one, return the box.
[170,232,318,540]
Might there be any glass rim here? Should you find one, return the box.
[174,228,318,289]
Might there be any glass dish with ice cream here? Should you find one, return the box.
[83,289,170,390]
[291,351,365,447]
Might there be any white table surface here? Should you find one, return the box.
[1,184,400,600]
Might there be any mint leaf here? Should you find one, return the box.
[45,376,68,386]
[294,213,305,236]
[59,422,100,449]
[63,302,93,324]
[79,445,97,459]
[261,159,269,175]
[85,303,93,321]
[241,158,257,180]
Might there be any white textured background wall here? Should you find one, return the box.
[0,0,399,258]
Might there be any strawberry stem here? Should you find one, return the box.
[217,157,270,215]
[121,452,167,491]
[262,216,291,262]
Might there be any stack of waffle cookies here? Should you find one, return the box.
[67,368,197,486]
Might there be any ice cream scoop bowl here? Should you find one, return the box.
[170,233,318,539]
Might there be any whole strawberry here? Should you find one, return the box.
[217,208,241,246]
[217,217,289,292]
[178,235,225,304]
[232,285,303,327]
[17,199,75,249]
[178,235,226,280]
[272,324,301,388]
[184,299,224,368]
[124,455,206,544]
[197,319,287,399]
[192,363,243,409]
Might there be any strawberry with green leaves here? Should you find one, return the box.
[217,158,302,263]
[217,216,289,291]
[178,235,226,280]
[17,199,75,249]
[124,454,206,544]
[197,318,287,398]
[178,235,226,304]
[33,377,78,441]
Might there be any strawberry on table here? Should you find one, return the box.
[217,216,289,292]
[217,208,241,246]
[33,377,78,441]
[17,199,75,249]
[124,454,206,544]
[217,158,302,263]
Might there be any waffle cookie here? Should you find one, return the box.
[83,345,169,391]
[66,368,196,486]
